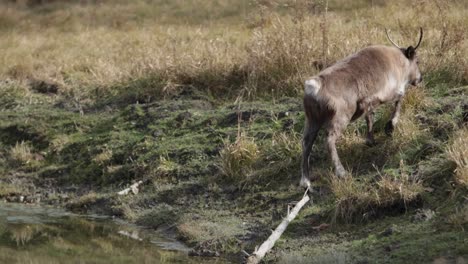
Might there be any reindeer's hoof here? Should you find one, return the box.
[335,167,347,178]
[385,122,394,136]
[365,137,376,146]
[300,177,311,188]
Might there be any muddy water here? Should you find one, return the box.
[0,203,227,264]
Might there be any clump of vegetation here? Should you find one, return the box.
[0,81,29,110]
[219,132,259,182]
[267,132,302,162]
[118,203,138,221]
[9,141,35,166]
[72,191,99,206]
[49,134,70,153]
[376,166,423,205]
[402,86,431,111]
[0,182,23,197]
[66,191,115,213]
[93,148,113,165]
[446,128,468,187]
[447,204,468,230]
[331,163,424,221]
[154,155,180,180]
[248,131,303,185]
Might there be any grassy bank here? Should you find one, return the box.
[0,0,467,263]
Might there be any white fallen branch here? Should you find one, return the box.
[117,230,143,241]
[246,188,311,264]
[117,180,143,196]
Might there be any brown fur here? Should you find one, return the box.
[315,46,408,114]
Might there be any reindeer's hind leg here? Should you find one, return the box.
[300,119,322,187]
[326,114,350,178]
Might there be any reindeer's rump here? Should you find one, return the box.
[303,90,337,128]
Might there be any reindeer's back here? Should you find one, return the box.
[317,45,403,99]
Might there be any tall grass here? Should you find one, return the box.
[0,0,466,106]
[446,128,468,188]
[9,141,34,166]
[219,132,259,182]
[330,167,424,222]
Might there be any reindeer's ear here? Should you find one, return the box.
[405,46,416,60]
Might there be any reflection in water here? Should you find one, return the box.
[0,203,228,264]
[10,225,35,246]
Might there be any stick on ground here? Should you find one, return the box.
[117,180,143,196]
[246,188,311,264]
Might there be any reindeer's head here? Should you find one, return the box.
[386,28,423,86]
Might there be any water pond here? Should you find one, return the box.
[0,202,227,264]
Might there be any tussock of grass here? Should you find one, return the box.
[402,86,432,111]
[219,132,259,182]
[73,191,99,206]
[66,192,119,214]
[331,164,424,221]
[93,148,113,165]
[393,109,427,143]
[376,167,423,205]
[339,106,431,175]
[153,155,180,182]
[446,128,468,187]
[447,204,468,230]
[268,132,302,161]
[247,131,303,185]
[9,141,34,166]
[0,81,30,110]
[122,207,138,223]
[0,183,23,197]
[49,134,70,153]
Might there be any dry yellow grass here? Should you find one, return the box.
[402,86,432,111]
[330,161,424,221]
[269,132,302,160]
[154,155,180,181]
[447,204,468,230]
[0,182,24,197]
[49,134,70,153]
[9,141,34,165]
[0,81,31,110]
[0,0,466,103]
[446,128,468,187]
[219,132,259,181]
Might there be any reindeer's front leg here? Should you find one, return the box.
[365,111,376,145]
[385,99,402,136]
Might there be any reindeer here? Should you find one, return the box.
[300,28,423,187]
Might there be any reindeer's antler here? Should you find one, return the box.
[385,28,401,49]
[414,27,423,50]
